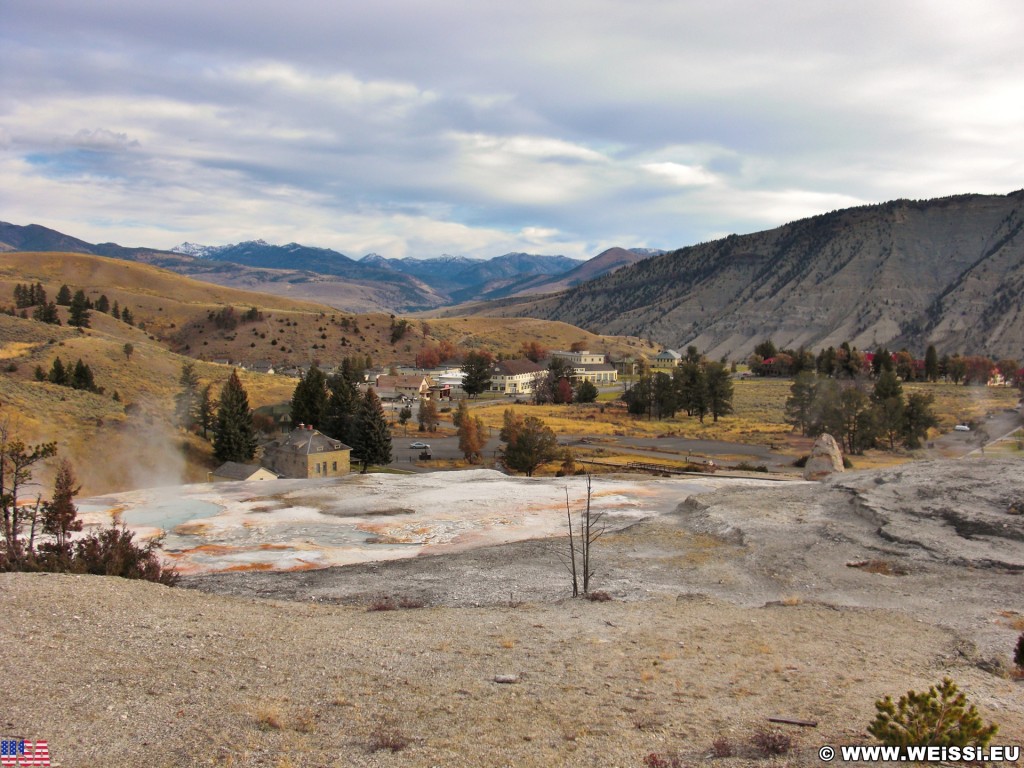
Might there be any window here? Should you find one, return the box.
[332,461,337,471]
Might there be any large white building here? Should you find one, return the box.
[549,350,618,384]
[488,359,546,395]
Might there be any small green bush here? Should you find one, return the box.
[868,678,998,748]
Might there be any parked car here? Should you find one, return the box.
[409,441,430,449]
[954,424,971,432]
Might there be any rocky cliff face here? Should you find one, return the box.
[480,191,1024,359]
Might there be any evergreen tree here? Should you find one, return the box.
[675,362,708,421]
[96,294,110,314]
[70,359,97,392]
[33,283,46,306]
[111,300,120,319]
[924,345,940,382]
[213,370,258,463]
[575,379,599,404]
[55,285,72,306]
[175,362,201,430]
[31,302,60,325]
[838,385,875,454]
[197,384,215,439]
[352,388,392,473]
[872,370,905,449]
[652,371,678,418]
[290,364,328,429]
[903,392,938,449]
[13,284,27,308]
[68,290,91,328]
[704,361,734,422]
[461,350,493,398]
[48,357,69,386]
[40,459,82,561]
[785,371,818,435]
[121,306,134,326]
[322,373,360,445]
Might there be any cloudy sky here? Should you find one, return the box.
[2,1,1022,260]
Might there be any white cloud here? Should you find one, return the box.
[2,0,1023,257]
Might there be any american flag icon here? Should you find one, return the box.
[0,740,49,767]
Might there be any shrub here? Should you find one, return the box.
[1014,632,1024,671]
[868,678,998,748]
[585,590,612,602]
[751,727,793,756]
[643,752,682,768]
[73,522,179,586]
[711,736,734,757]
[367,723,411,753]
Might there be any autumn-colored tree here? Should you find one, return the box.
[456,400,486,463]
[415,345,442,369]
[520,341,547,363]
[418,398,440,432]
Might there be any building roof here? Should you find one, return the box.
[274,425,351,454]
[375,374,432,390]
[212,461,279,480]
[655,349,682,360]
[574,363,617,373]
[492,359,545,376]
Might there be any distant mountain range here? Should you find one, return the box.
[0,221,661,312]
[451,191,1024,360]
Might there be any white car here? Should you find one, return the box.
[954,424,971,432]
[409,441,430,449]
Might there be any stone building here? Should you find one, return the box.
[261,424,352,479]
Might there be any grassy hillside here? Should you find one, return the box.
[0,311,294,495]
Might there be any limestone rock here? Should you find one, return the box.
[803,434,844,481]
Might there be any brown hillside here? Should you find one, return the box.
[0,312,294,495]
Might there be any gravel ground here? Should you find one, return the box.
[2,458,1023,767]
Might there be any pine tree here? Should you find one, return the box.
[96,294,110,314]
[785,371,818,435]
[872,370,905,449]
[111,300,120,319]
[68,290,91,328]
[352,388,392,473]
[213,370,257,463]
[70,359,97,392]
[41,459,82,560]
[31,302,60,325]
[197,384,215,439]
[48,357,69,386]
[705,361,734,422]
[903,392,938,449]
[462,351,493,398]
[924,345,940,382]
[290,364,328,429]
[575,379,599,404]
[174,362,200,430]
[55,285,72,306]
[322,373,361,445]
